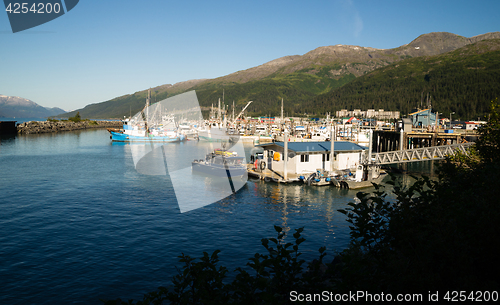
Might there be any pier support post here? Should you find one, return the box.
[368,129,373,163]
[330,126,335,171]
[284,131,288,181]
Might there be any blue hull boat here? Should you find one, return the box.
[110,131,181,142]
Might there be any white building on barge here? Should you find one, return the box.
[252,141,367,178]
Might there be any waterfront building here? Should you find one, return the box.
[409,108,437,128]
[255,141,366,176]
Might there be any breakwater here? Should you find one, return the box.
[17,120,122,134]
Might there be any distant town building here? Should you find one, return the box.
[336,109,400,120]
[259,117,275,123]
[465,121,487,130]
[409,108,436,128]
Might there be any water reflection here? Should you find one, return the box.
[3,129,445,304]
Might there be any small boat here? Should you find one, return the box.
[109,130,181,142]
[299,164,387,188]
[299,169,335,186]
[331,164,387,189]
[192,149,247,177]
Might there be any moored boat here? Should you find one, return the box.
[331,164,387,189]
[192,149,247,177]
[109,130,180,142]
[108,89,184,142]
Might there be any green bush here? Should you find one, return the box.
[68,112,82,122]
[335,99,500,293]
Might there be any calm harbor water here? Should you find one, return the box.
[0,128,432,304]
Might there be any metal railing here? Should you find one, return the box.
[371,142,475,165]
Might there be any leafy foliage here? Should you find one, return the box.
[475,98,500,162]
[336,100,500,293]
[68,112,82,122]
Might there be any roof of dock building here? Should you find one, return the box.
[257,141,366,153]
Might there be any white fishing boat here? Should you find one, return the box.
[198,121,239,142]
[178,121,199,139]
[198,100,253,142]
[108,89,185,142]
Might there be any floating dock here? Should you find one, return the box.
[246,164,301,183]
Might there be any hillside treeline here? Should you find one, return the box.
[62,40,500,120]
[312,41,500,120]
[194,71,355,117]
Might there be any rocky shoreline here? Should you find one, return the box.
[17,120,122,134]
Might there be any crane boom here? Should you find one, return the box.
[232,101,252,125]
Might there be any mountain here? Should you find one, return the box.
[312,39,500,120]
[61,31,500,119]
[0,95,66,118]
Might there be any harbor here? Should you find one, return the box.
[0,103,486,304]
[1,124,477,303]
[0,128,363,304]
[8,91,478,192]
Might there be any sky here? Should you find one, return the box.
[0,0,499,111]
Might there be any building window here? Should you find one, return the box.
[322,154,330,161]
[300,154,309,162]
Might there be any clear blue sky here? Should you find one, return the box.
[1,0,499,111]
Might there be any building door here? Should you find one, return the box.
[322,154,330,170]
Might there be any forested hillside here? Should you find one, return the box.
[312,39,500,120]
[60,33,500,120]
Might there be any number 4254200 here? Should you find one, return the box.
[5,2,62,14]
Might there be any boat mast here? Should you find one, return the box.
[218,98,221,122]
[281,98,284,123]
[145,88,151,134]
